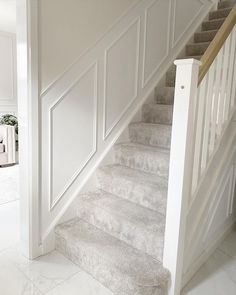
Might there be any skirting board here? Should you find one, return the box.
[182,220,236,288]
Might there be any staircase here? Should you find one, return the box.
[55,1,236,294]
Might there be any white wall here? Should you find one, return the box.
[39,0,139,93]
[0,31,17,116]
[0,0,17,116]
[0,0,16,33]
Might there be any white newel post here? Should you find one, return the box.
[163,59,201,295]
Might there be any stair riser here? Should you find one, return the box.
[129,125,171,148]
[155,87,175,105]
[77,202,164,261]
[194,31,217,43]
[166,68,176,87]
[114,146,169,178]
[97,168,167,214]
[142,105,173,125]
[186,44,209,56]
[218,0,236,9]
[209,9,231,20]
[202,19,225,31]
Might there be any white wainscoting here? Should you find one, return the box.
[0,31,17,116]
[172,0,205,48]
[39,0,216,246]
[104,18,140,139]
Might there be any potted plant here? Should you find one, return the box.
[0,114,18,134]
[0,114,18,151]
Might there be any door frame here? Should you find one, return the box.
[17,0,40,259]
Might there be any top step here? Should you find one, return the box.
[218,0,236,9]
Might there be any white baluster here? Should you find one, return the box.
[209,49,223,153]
[224,33,235,121]
[230,26,236,110]
[217,37,231,136]
[201,63,215,172]
[192,76,207,193]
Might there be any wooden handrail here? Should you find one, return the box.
[198,4,236,85]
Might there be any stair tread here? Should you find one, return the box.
[97,164,168,214]
[76,190,165,259]
[129,122,172,148]
[186,41,210,56]
[114,142,170,177]
[56,218,170,294]
[184,55,202,59]
[194,30,218,42]
[129,121,172,130]
[202,18,226,31]
[143,103,174,110]
[203,17,226,24]
[195,29,218,34]
[98,163,168,188]
[115,142,170,155]
[187,41,211,46]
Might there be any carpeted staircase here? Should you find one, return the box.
[55,1,236,294]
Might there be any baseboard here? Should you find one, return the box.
[182,220,236,288]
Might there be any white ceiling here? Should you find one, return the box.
[0,0,16,33]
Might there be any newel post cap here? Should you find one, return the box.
[174,58,202,66]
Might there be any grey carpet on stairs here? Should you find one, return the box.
[55,1,235,294]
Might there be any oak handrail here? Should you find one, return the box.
[198,4,236,85]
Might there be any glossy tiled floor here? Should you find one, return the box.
[183,230,236,295]
[0,165,236,294]
[0,164,19,205]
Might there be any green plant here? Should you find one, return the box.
[0,114,18,134]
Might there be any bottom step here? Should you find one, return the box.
[55,219,170,295]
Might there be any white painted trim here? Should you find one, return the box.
[103,18,141,140]
[141,0,171,88]
[17,0,41,258]
[171,0,206,48]
[49,62,98,210]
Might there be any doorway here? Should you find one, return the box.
[0,0,20,253]
[0,0,39,259]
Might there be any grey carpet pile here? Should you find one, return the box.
[55,1,236,294]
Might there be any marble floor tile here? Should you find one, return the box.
[46,271,113,295]
[0,200,20,252]
[0,164,19,205]
[0,249,81,293]
[183,232,236,295]
[0,252,42,295]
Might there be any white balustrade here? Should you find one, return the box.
[164,23,236,295]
